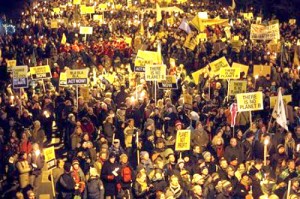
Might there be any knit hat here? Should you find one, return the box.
[175,120,182,127]
[72,159,80,166]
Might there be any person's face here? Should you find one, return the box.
[194,146,200,154]
[109,156,116,163]
[230,139,237,147]
[169,155,175,163]
[220,160,228,169]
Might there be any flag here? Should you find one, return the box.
[178,18,191,34]
[230,103,238,127]
[61,33,67,45]
[156,3,162,22]
[272,88,288,131]
[231,0,236,10]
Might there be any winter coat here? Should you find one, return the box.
[86,177,105,199]
[57,173,76,199]
[101,160,120,196]
[16,160,31,188]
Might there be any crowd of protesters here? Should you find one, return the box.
[1,0,300,199]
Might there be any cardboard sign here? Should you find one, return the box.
[6,60,17,72]
[228,80,247,96]
[219,67,240,79]
[158,75,178,89]
[79,26,93,35]
[270,95,292,108]
[145,64,166,81]
[209,56,230,75]
[59,72,67,86]
[175,130,191,151]
[30,65,52,79]
[236,92,264,112]
[232,62,249,76]
[43,146,56,170]
[13,65,28,89]
[253,65,271,77]
[250,23,280,40]
[66,69,89,85]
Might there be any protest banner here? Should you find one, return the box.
[232,62,249,76]
[228,80,247,96]
[219,67,240,79]
[236,92,263,112]
[250,23,280,40]
[66,69,89,85]
[59,72,67,86]
[209,56,230,75]
[145,64,166,81]
[6,59,17,72]
[79,26,93,35]
[175,130,191,151]
[253,65,271,77]
[270,95,292,108]
[158,75,178,89]
[30,65,52,79]
[13,66,28,89]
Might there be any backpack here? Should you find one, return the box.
[121,166,132,183]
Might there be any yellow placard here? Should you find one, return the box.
[79,26,93,35]
[98,3,107,10]
[236,92,264,112]
[158,75,177,89]
[253,65,271,77]
[192,67,208,84]
[66,69,89,85]
[243,12,253,20]
[50,20,58,29]
[59,72,67,86]
[145,64,166,81]
[269,95,292,108]
[175,130,191,151]
[219,67,240,79]
[209,56,230,75]
[30,65,52,79]
[53,8,60,14]
[232,62,249,76]
[228,80,247,96]
[81,6,95,14]
[6,60,17,72]
[43,146,56,162]
[73,0,81,5]
[13,66,28,78]
[93,14,103,21]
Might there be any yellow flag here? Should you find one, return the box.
[156,3,162,22]
[61,33,67,45]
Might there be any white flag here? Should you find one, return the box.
[272,88,288,131]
